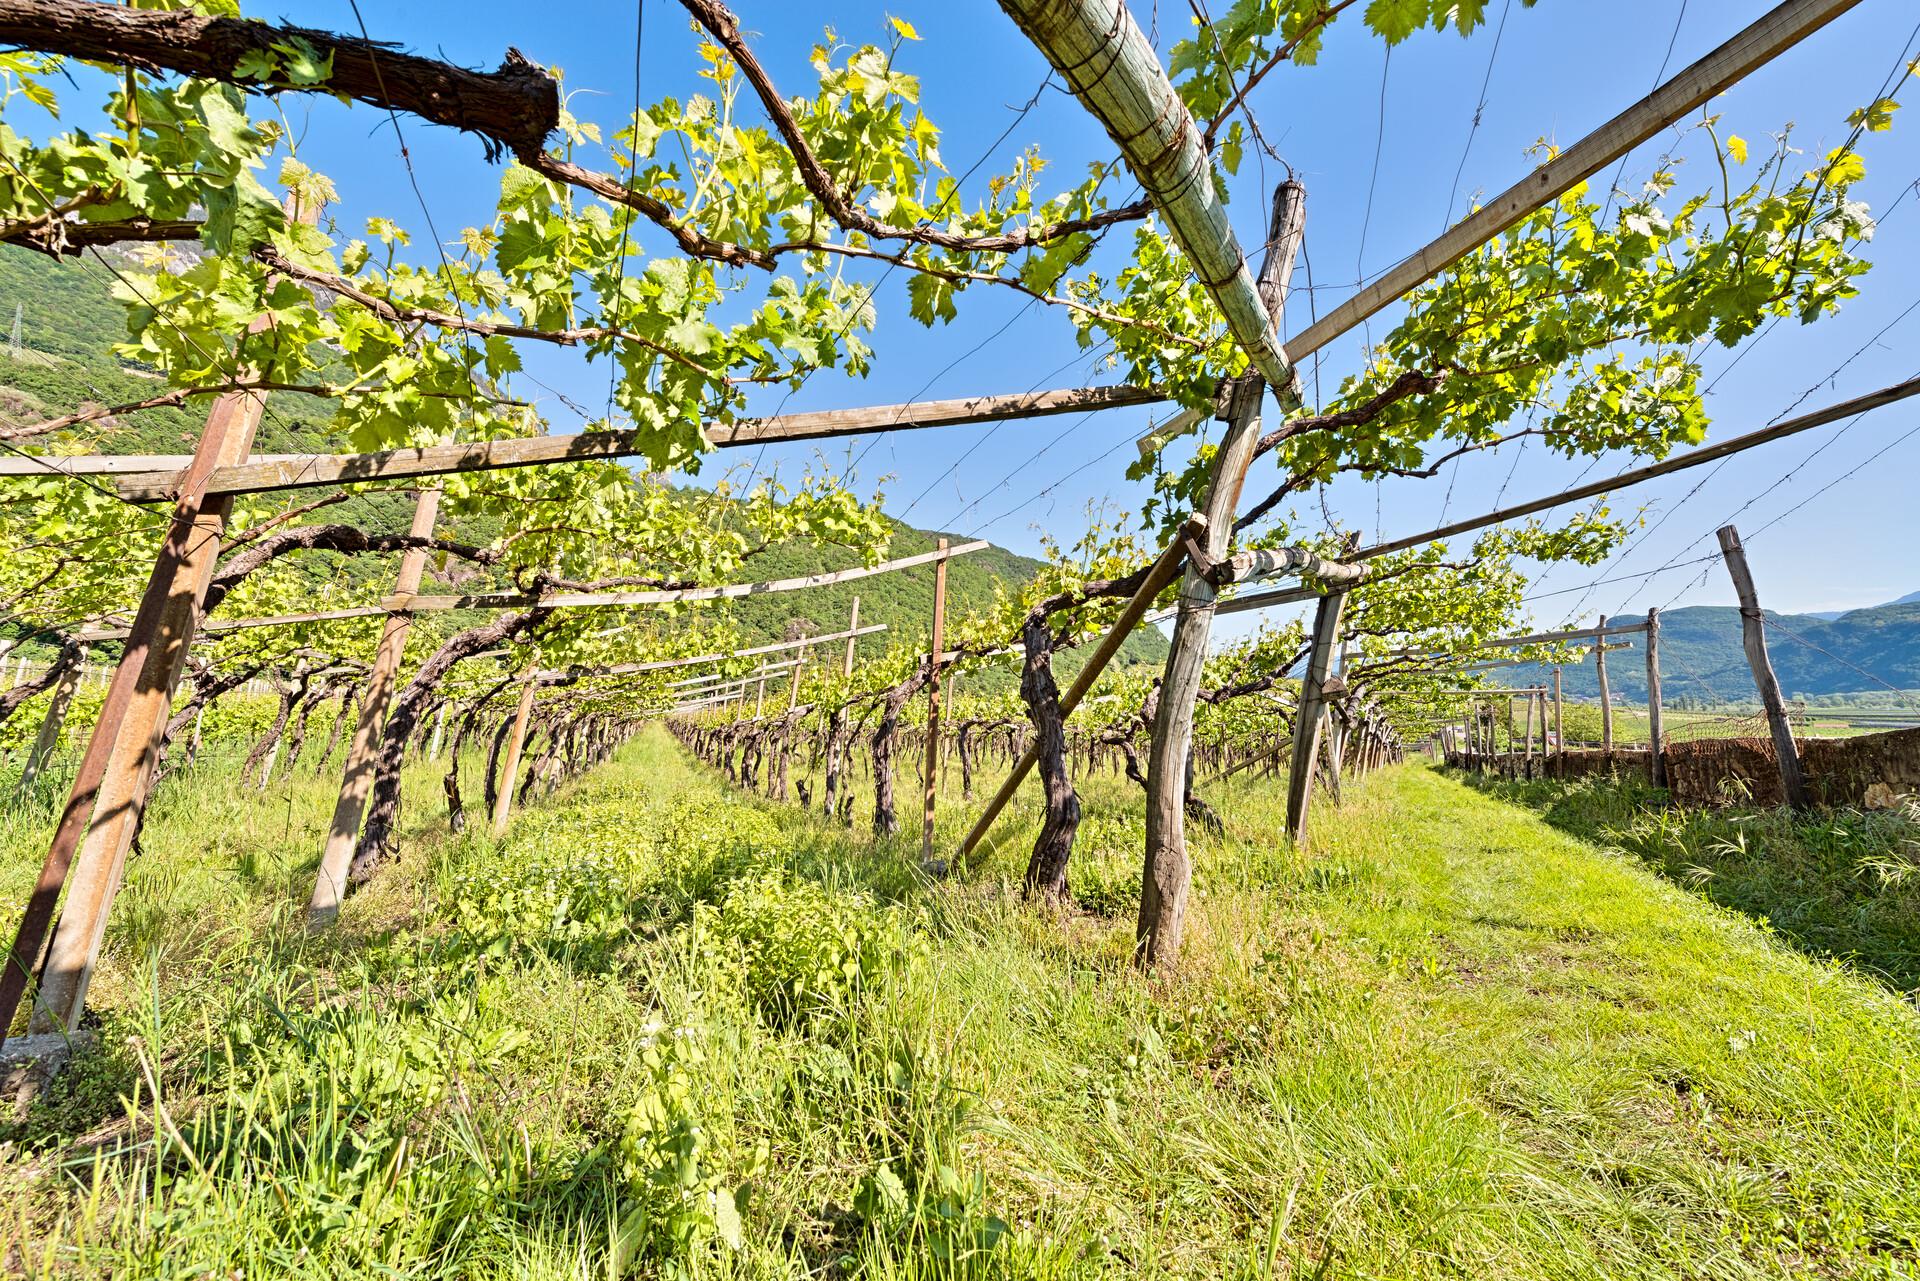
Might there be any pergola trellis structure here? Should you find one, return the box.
[0,0,1876,1042]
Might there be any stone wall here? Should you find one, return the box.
[1447,727,1920,809]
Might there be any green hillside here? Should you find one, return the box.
[0,246,1168,678]
[1491,601,1920,704]
[717,513,1169,681]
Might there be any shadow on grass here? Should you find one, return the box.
[1450,766,1920,999]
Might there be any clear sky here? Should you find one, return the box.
[110,2,1920,634]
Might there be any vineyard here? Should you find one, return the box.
[0,0,1917,1277]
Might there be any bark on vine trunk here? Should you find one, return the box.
[347,609,546,887]
[1019,617,1080,903]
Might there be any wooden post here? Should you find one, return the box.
[1141,180,1305,966]
[1504,696,1515,775]
[1716,525,1807,807]
[843,596,861,677]
[490,674,537,837]
[9,335,274,1038]
[1596,614,1613,763]
[1552,668,1564,779]
[922,538,949,864]
[1285,588,1348,847]
[308,487,441,926]
[1523,689,1535,771]
[427,700,448,763]
[1646,607,1665,786]
[18,648,85,793]
[753,657,767,719]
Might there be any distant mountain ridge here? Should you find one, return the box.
[1490,599,1920,703]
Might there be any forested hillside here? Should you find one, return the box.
[1492,601,1920,703]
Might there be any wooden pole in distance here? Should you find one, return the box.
[308,486,441,926]
[1552,667,1564,779]
[9,322,275,1039]
[491,673,538,837]
[18,648,85,794]
[1596,614,1614,763]
[1285,589,1349,847]
[957,517,1202,865]
[1646,608,1665,786]
[843,596,861,677]
[922,539,949,864]
[1716,525,1807,807]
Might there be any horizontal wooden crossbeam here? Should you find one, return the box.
[520,623,888,678]
[1216,377,1920,619]
[387,540,985,612]
[3,385,1164,499]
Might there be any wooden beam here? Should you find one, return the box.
[923,538,949,865]
[1218,374,1920,623]
[1596,615,1614,760]
[529,624,886,681]
[1646,607,1666,787]
[490,674,537,837]
[1356,377,1920,561]
[995,1,1298,399]
[76,385,1161,500]
[1284,0,1868,363]
[1716,525,1807,807]
[5,330,274,1041]
[1285,588,1347,848]
[309,487,439,926]
[392,541,988,612]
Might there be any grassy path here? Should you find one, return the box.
[1,731,1915,1278]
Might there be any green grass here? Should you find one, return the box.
[2,732,1917,1278]
[1465,768,1920,997]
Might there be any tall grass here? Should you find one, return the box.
[1,733,1915,1278]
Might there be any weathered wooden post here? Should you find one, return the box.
[1504,696,1516,776]
[1141,179,1305,964]
[1523,691,1535,774]
[1552,667,1564,779]
[1716,525,1807,807]
[843,596,861,678]
[1596,615,1613,764]
[753,657,768,720]
[922,538,949,865]
[8,316,278,1038]
[1646,607,1665,786]
[426,700,448,763]
[1285,588,1348,847]
[775,641,805,803]
[490,673,538,838]
[18,647,85,794]
[309,486,441,926]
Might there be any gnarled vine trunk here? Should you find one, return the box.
[1019,617,1079,903]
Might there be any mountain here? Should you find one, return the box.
[1807,590,1920,621]
[0,247,1167,680]
[1489,601,1920,704]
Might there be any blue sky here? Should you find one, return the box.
[81,3,1920,632]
